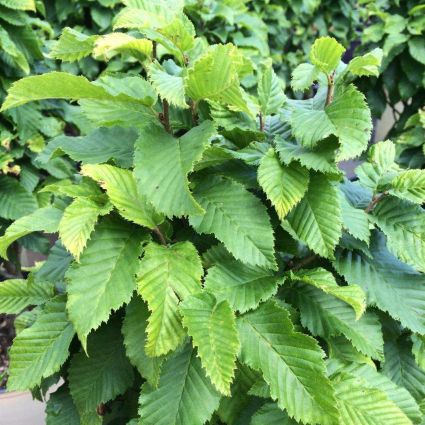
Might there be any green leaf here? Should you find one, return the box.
[190,177,276,269]
[93,32,153,62]
[40,127,139,169]
[66,217,144,348]
[0,175,37,220]
[113,0,184,31]
[275,137,340,175]
[331,372,412,425]
[50,27,98,62]
[0,278,53,314]
[122,296,163,387]
[59,197,112,260]
[237,300,338,425]
[310,36,345,74]
[258,148,309,219]
[46,386,80,425]
[291,63,320,92]
[383,336,425,402]
[138,343,221,425]
[180,291,239,395]
[390,169,425,204]
[0,0,35,10]
[251,403,298,425]
[334,232,425,334]
[293,283,383,359]
[0,72,152,111]
[0,206,63,259]
[338,362,423,424]
[137,241,203,357]
[340,191,371,244]
[412,334,425,370]
[148,61,187,108]
[347,48,383,77]
[8,296,75,391]
[185,44,251,114]
[258,59,286,115]
[286,173,342,259]
[82,164,163,229]
[289,267,365,318]
[134,121,216,218]
[204,258,280,313]
[371,196,425,273]
[68,318,134,413]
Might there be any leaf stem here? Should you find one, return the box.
[287,254,318,271]
[153,227,167,245]
[159,99,171,133]
[364,192,387,213]
[259,112,264,131]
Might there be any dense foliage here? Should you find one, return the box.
[0,1,425,425]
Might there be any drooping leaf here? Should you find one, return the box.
[68,319,134,414]
[237,300,338,425]
[289,267,365,318]
[59,197,112,261]
[0,206,63,259]
[134,121,216,218]
[66,217,144,349]
[204,258,280,313]
[122,296,163,387]
[286,173,342,259]
[0,278,53,314]
[258,148,309,219]
[340,191,371,244]
[180,291,239,395]
[190,176,276,269]
[137,241,203,357]
[334,232,425,334]
[138,343,221,425]
[50,27,98,62]
[331,372,412,425]
[257,59,286,115]
[8,296,75,391]
[82,164,163,229]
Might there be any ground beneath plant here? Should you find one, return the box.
[0,314,14,390]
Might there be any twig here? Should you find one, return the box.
[159,99,171,133]
[190,100,198,125]
[153,227,167,245]
[287,254,318,271]
[364,192,387,213]
[259,112,264,132]
[325,73,335,106]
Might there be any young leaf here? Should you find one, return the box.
[137,241,203,357]
[8,296,75,391]
[390,169,425,204]
[66,217,144,348]
[237,300,338,425]
[258,148,309,219]
[291,63,320,92]
[310,36,345,74]
[347,48,383,77]
[139,343,221,425]
[190,176,276,269]
[180,291,240,395]
[134,121,216,218]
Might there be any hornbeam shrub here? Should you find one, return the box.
[0,3,425,425]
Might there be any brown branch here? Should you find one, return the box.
[190,100,198,125]
[325,73,335,106]
[153,227,167,245]
[259,112,264,132]
[287,254,318,271]
[159,99,171,133]
[364,192,387,213]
